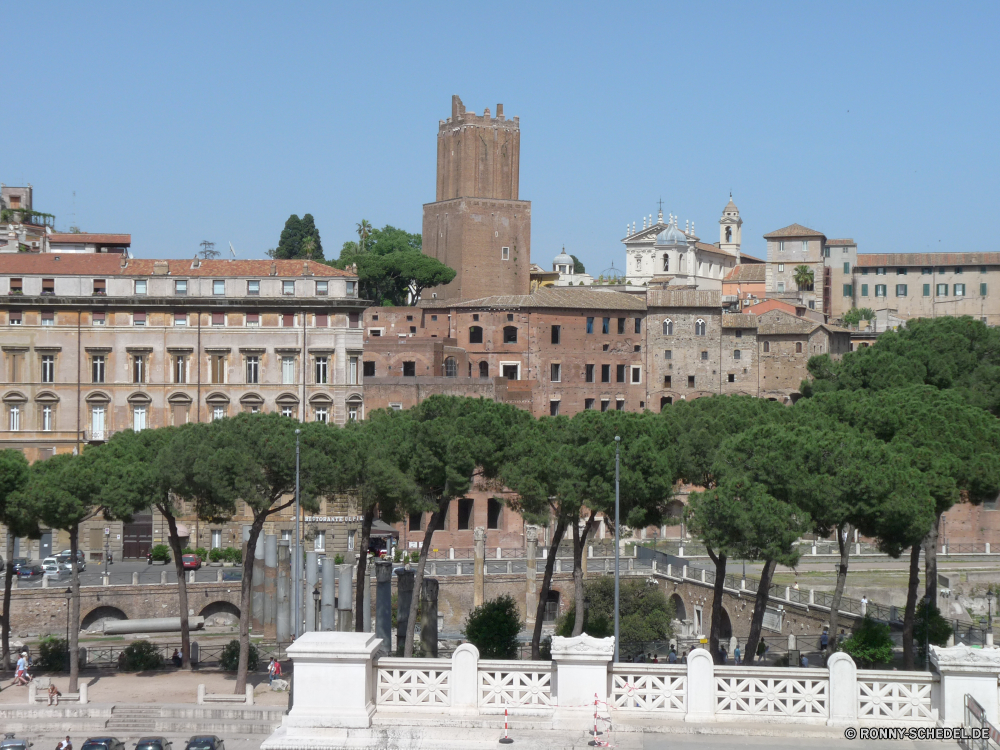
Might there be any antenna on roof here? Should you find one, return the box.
[229,242,237,260]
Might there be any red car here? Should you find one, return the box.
[182,554,201,571]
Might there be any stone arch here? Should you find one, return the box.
[199,600,240,627]
[81,605,128,631]
[664,499,685,521]
[719,606,733,641]
[34,390,59,403]
[668,593,687,622]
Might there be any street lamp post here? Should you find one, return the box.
[987,590,994,638]
[613,435,620,664]
[294,428,301,638]
[312,586,321,632]
[64,588,71,672]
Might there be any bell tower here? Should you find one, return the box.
[421,95,531,300]
[719,194,742,261]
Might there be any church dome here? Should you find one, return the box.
[552,248,574,274]
[655,223,688,247]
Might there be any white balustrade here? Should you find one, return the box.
[714,667,829,720]
[376,657,451,707]
[857,671,937,723]
[479,659,555,710]
[611,665,686,713]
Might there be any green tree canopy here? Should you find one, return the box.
[0,449,30,669]
[570,255,585,274]
[274,213,324,260]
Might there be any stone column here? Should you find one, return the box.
[374,560,393,654]
[685,647,715,722]
[525,525,538,626]
[362,563,372,633]
[420,578,439,657]
[304,551,318,632]
[337,564,354,632]
[932,643,1000,726]
[263,533,278,639]
[826,652,857,726]
[320,556,336,631]
[252,539,265,632]
[395,569,415,656]
[473,527,486,607]
[552,634,615,730]
[277,540,291,644]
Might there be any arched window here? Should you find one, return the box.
[695,319,706,336]
[662,319,673,335]
[662,254,670,272]
[479,361,489,378]
[796,342,803,353]
[763,341,771,352]
[503,326,518,344]
[725,226,732,242]
[469,326,483,344]
[444,357,457,377]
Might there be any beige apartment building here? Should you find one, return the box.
[0,252,366,560]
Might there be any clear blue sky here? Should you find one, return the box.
[4,2,998,274]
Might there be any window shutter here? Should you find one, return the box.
[283,313,294,327]
[246,312,259,325]
[133,311,147,323]
[212,312,225,325]
[315,313,328,327]
[348,312,359,329]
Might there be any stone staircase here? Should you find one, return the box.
[104,704,162,731]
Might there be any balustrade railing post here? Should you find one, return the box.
[451,643,480,715]
[685,647,715,722]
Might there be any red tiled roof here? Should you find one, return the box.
[856,252,1000,267]
[763,223,826,239]
[48,233,131,245]
[0,255,354,278]
[724,264,766,282]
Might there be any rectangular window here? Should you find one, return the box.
[283,313,295,327]
[9,405,20,432]
[616,399,625,411]
[981,283,988,297]
[408,512,422,531]
[282,280,295,295]
[41,355,55,383]
[778,242,784,253]
[175,279,187,295]
[42,278,54,294]
[314,531,326,551]
[861,268,869,275]
[602,317,610,334]
[92,311,104,326]
[923,284,931,297]
[734,349,741,360]
[937,283,948,296]
[281,406,294,418]
[922,268,932,275]
[701,350,708,361]
[777,282,785,292]
[133,406,147,431]
[456,498,474,530]
[403,361,416,377]
[586,317,594,334]
[212,355,226,384]
[315,313,328,327]
[133,355,146,383]
[664,375,671,387]
[315,356,328,384]
[135,280,148,295]
[896,284,907,297]
[550,363,561,382]
[363,360,375,377]
[549,400,560,416]
[245,312,259,327]
[501,247,510,260]
[778,264,784,272]
[955,267,963,274]
[316,280,328,296]
[585,364,595,382]
[617,317,626,334]
[212,312,225,326]
[600,399,610,412]
[735,330,742,338]
[843,284,852,297]
[41,311,54,326]
[601,364,611,383]
[133,311,146,326]
[897,268,907,275]
[42,405,53,431]
[10,278,22,293]
[616,364,626,383]
[631,366,641,384]
[92,356,105,383]
[551,325,561,344]
[875,284,887,297]
[487,498,502,529]
[728,373,736,383]
[955,283,966,296]
[93,279,106,295]
[584,398,595,410]
[860,283,869,296]
[174,312,187,326]
[981,266,988,274]
[281,356,295,384]
[634,318,641,334]
[213,280,225,295]
[688,375,695,388]
[348,530,356,550]
[843,262,851,274]
[212,406,226,421]
[346,281,356,297]
[174,356,186,384]
[315,407,328,424]
[349,356,359,385]
[664,350,672,360]
[246,356,259,384]
[876,268,886,276]
[247,280,260,295]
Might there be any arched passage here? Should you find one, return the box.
[719,607,733,641]
[668,593,687,622]
[82,605,128,631]
[199,601,241,627]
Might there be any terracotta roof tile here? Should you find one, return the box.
[763,223,826,239]
[756,308,819,335]
[856,252,1000,267]
[0,255,354,278]
[724,264,766,282]
[451,287,646,311]
[722,313,757,328]
[48,234,131,245]
[646,289,721,308]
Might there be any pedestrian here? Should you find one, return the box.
[14,651,31,685]
[117,651,126,670]
[56,736,72,750]
[801,654,809,668]
[681,649,688,664]
[652,653,658,664]
[171,649,182,668]
[861,595,868,615]
[718,645,727,665]
[820,629,829,650]
[273,658,282,682]
[267,657,276,685]
[47,683,62,705]
[734,644,741,665]
[668,646,677,664]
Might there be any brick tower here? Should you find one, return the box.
[422,95,531,300]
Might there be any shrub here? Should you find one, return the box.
[393,548,402,563]
[464,594,522,659]
[839,616,894,668]
[220,639,258,672]
[182,547,194,555]
[334,553,344,564]
[36,635,68,671]
[195,547,208,560]
[150,544,171,563]
[914,600,952,661]
[120,640,164,671]
[209,548,223,562]
[223,547,242,564]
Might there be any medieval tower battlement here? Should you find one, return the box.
[422,95,531,300]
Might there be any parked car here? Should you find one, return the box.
[10,558,29,574]
[134,738,172,750]
[42,556,73,573]
[56,550,86,571]
[17,565,44,579]
[0,733,33,750]
[42,563,66,580]
[182,554,201,571]
[82,739,125,750]
[184,738,224,750]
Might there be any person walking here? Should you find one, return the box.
[267,657,276,685]
[734,644,741,665]
[56,736,72,750]
[14,652,31,685]
[668,646,677,664]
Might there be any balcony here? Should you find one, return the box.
[84,429,114,443]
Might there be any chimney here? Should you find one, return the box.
[153,260,169,275]
[192,255,201,269]
[497,103,504,118]
[270,262,277,276]
[120,256,128,270]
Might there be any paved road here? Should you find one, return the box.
[11,732,270,750]
[6,560,243,589]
